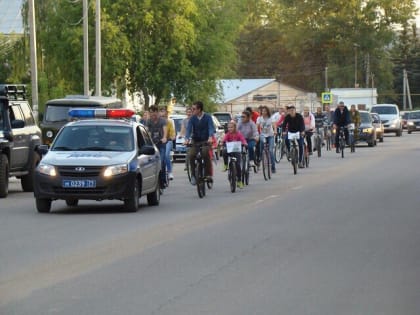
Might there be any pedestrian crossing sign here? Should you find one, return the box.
[322,92,332,104]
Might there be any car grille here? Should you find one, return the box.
[58,166,103,177]
[53,187,106,194]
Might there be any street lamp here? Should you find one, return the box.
[354,43,360,88]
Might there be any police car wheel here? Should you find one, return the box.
[147,181,160,206]
[124,180,139,212]
[65,199,79,207]
[36,198,52,213]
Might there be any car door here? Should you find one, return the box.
[136,125,159,191]
[9,104,29,169]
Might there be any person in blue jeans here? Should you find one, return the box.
[282,104,305,168]
[238,110,259,167]
[256,106,277,173]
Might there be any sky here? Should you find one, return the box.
[0,0,420,34]
[0,0,23,34]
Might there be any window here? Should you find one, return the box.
[19,103,35,125]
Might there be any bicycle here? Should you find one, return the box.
[287,132,300,175]
[187,142,213,198]
[260,136,271,181]
[348,123,356,153]
[337,126,347,158]
[224,141,242,193]
[184,147,192,182]
[314,126,323,158]
[324,124,332,151]
[274,127,286,163]
[241,145,250,186]
[303,136,310,168]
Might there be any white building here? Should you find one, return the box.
[330,88,377,110]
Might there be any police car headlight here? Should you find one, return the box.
[103,164,128,177]
[46,130,54,138]
[38,163,57,177]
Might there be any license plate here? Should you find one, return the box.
[62,179,96,188]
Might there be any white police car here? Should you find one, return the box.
[34,108,161,213]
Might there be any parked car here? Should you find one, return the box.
[170,114,187,161]
[212,112,232,132]
[370,104,402,136]
[407,110,420,134]
[401,111,410,129]
[370,112,384,143]
[0,84,42,198]
[356,111,376,147]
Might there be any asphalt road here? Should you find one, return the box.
[1,133,419,315]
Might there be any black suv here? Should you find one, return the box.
[0,84,42,197]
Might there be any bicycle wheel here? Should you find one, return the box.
[262,149,270,180]
[340,138,345,158]
[316,136,322,157]
[196,161,206,198]
[305,149,310,167]
[326,134,331,151]
[242,155,250,186]
[291,147,298,175]
[274,142,282,163]
[185,157,192,182]
[229,160,236,193]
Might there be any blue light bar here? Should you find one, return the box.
[68,108,107,118]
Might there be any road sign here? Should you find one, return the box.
[322,92,332,104]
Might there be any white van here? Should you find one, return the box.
[370,104,402,137]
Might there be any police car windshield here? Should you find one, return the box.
[51,125,134,152]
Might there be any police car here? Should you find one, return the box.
[34,108,161,213]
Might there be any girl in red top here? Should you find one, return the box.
[222,121,247,187]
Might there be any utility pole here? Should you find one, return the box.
[83,0,89,95]
[354,44,360,88]
[95,0,101,96]
[365,53,370,87]
[325,66,328,91]
[28,0,38,119]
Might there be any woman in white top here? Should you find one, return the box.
[256,106,277,173]
[302,106,315,154]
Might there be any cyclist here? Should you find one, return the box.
[160,106,176,180]
[222,121,247,188]
[237,110,259,167]
[184,101,215,185]
[179,107,192,138]
[282,104,305,168]
[256,105,276,173]
[145,105,168,183]
[333,101,351,153]
[314,106,326,147]
[245,106,260,124]
[302,106,315,155]
[349,104,361,141]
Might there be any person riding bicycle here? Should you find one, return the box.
[256,106,277,173]
[282,104,305,168]
[302,106,315,155]
[333,101,351,153]
[238,110,259,167]
[145,105,168,184]
[160,106,175,180]
[222,121,247,188]
[349,104,361,141]
[184,101,215,185]
[314,106,327,147]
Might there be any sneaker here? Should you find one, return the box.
[249,160,255,167]
[298,162,305,168]
[168,172,174,180]
[237,181,244,189]
[222,164,228,172]
[271,168,276,174]
[190,176,196,185]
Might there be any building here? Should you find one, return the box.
[216,79,319,114]
[330,88,377,110]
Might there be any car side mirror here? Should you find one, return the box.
[139,145,156,155]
